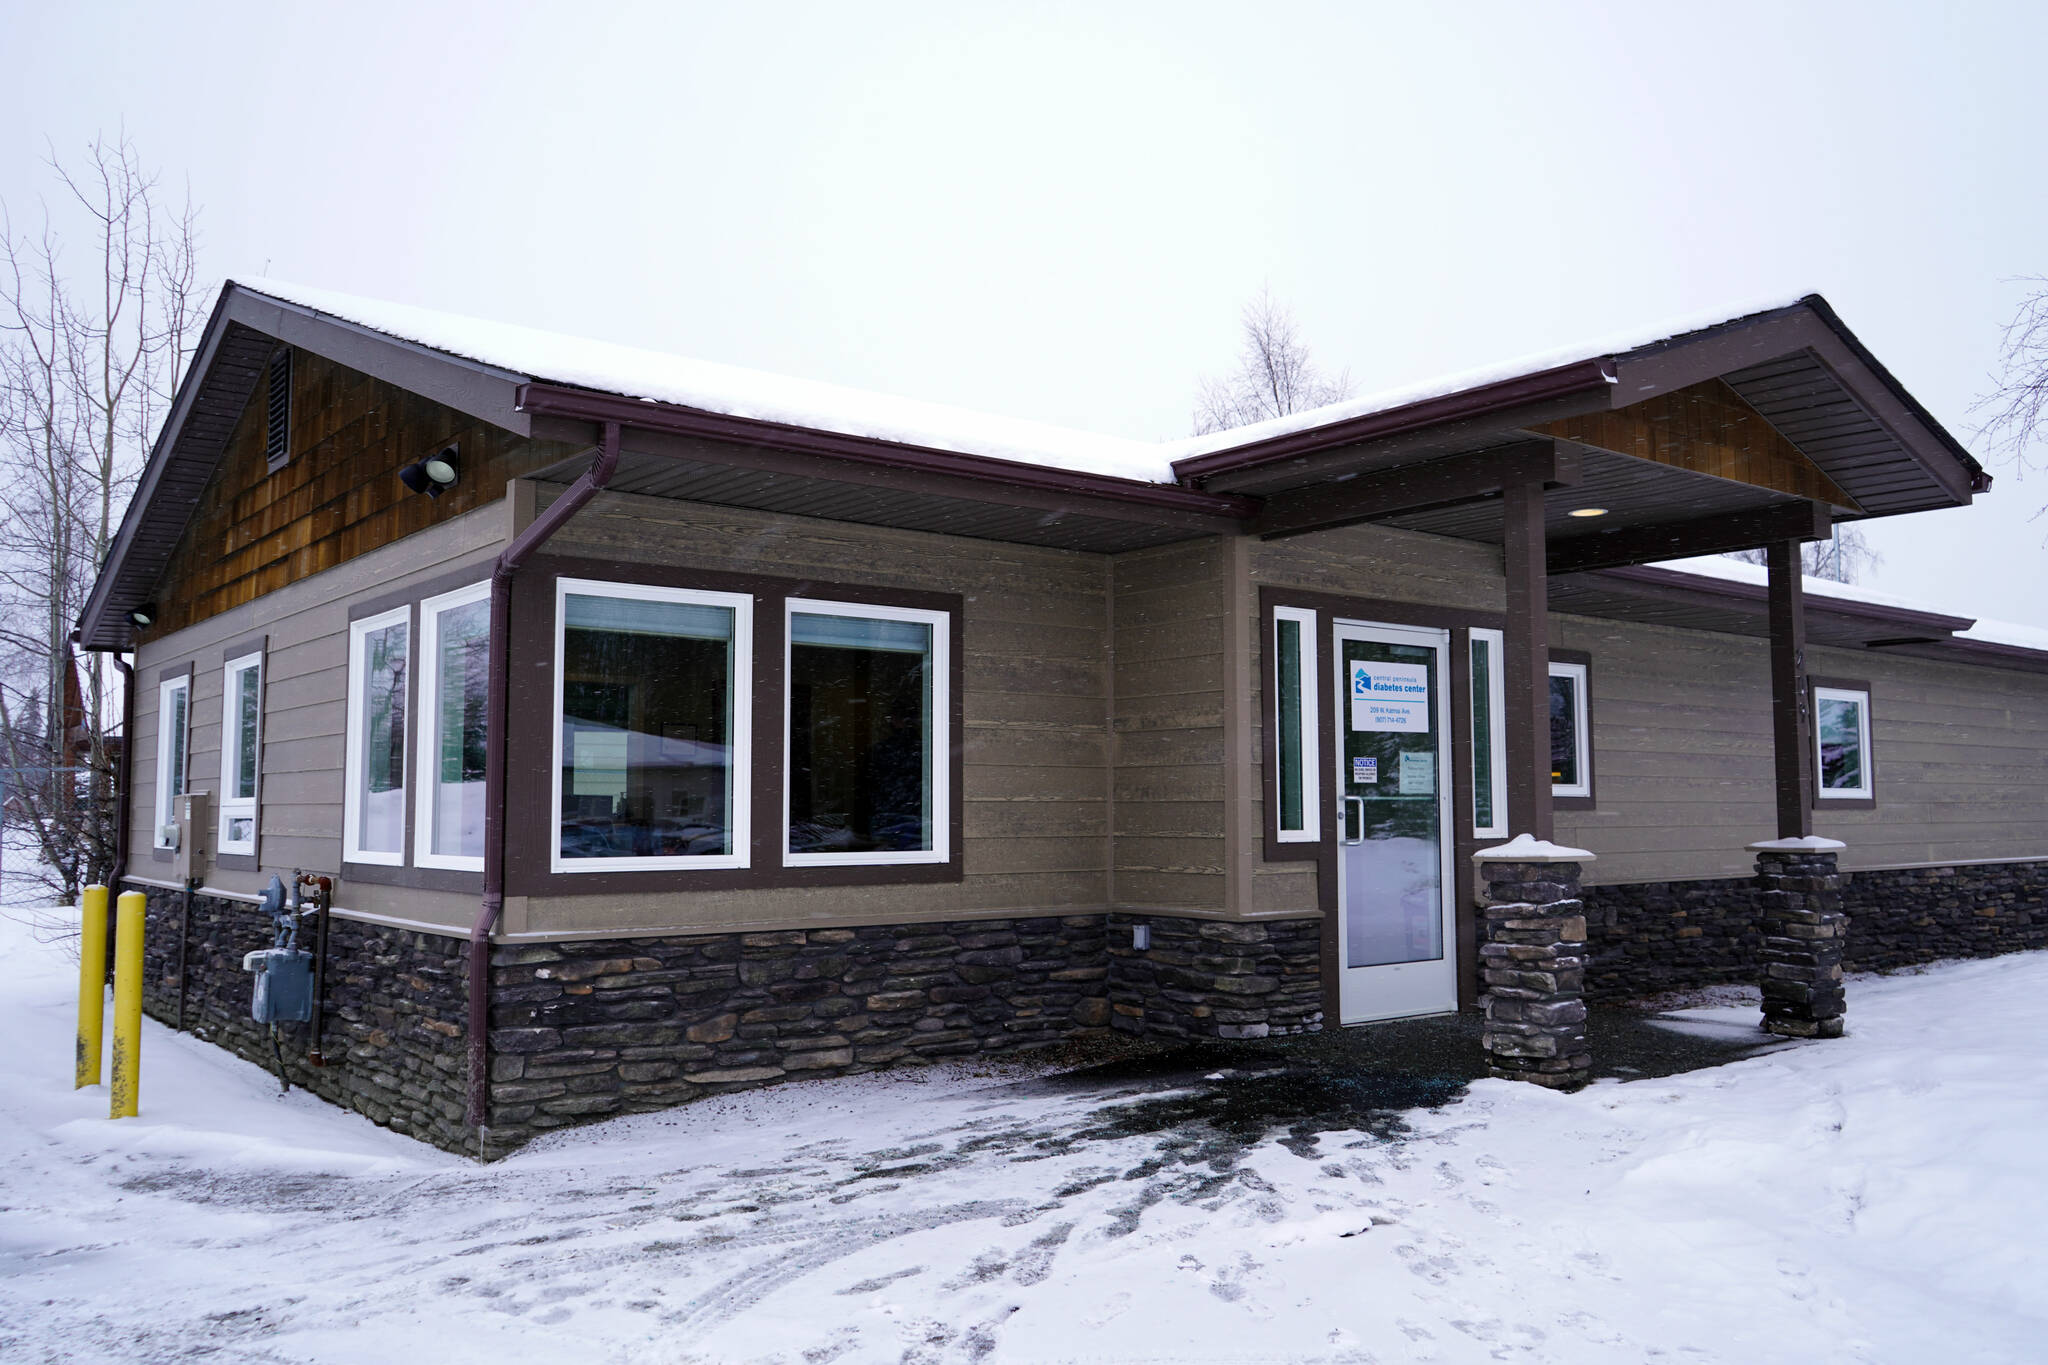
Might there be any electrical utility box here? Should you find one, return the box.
[169,791,210,883]
[244,948,315,1023]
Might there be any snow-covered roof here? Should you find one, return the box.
[238,278,1806,489]
[1651,555,2048,658]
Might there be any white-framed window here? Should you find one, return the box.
[217,651,263,855]
[784,598,950,867]
[1470,628,1507,837]
[1548,660,1591,799]
[344,605,411,866]
[415,581,491,871]
[1272,605,1320,842]
[1814,685,1874,800]
[551,578,753,873]
[154,674,191,848]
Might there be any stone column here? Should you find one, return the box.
[1750,836,1848,1038]
[1475,836,1594,1089]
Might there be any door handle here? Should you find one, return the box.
[1342,795,1365,845]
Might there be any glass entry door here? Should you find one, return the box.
[1333,620,1457,1024]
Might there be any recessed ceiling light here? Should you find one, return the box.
[1568,507,1609,518]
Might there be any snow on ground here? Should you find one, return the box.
[3,910,2044,1365]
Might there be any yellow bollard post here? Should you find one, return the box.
[110,890,145,1119]
[76,884,109,1088]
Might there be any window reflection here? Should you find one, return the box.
[559,593,734,860]
[788,612,932,854]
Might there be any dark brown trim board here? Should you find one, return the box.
[501,552,965,899]
[1767,540,1816,838]
[1808,674,1878,812]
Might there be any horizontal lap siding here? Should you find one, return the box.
[1554,617,2048,883]
[1808,647,2048,867]
[525,491,1110,936]
[1112,539,1228,911]
[130,506,508,929]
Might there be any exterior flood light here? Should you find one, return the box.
[399,445,460,498]
[1567,507,1609,518]
[127,602,157,628]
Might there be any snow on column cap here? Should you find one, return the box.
[1472,834,1596,863]
[1747,835,1848,852]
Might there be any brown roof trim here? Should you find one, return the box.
[514,382,1260,524]
[1586,564,1976,636]
[1169,358,1617,484]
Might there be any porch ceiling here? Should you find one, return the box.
[1377,446,1789,544]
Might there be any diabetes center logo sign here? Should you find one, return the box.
[1350,660,1430,732]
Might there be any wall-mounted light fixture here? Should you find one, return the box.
[399,444,460,498]
[1567,507,1609,518]
[127,603,158,629]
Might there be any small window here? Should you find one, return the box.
[265,348,292,472]
[344,606,410,865]
[1271,606,1320,842]
[416,582,491,870]
[154,675,190,848]
[1548,660,1591,799]
[784,599,950,866]
[551,579,753,872]
[218,652,262,855]
[1815,685,1874,800]
[1470,628,1507,837]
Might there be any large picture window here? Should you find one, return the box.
[1548,660,1591,800]
[416,582,491,870]
[154,674,190,849]
[1470,628,1507,837]
[784,599,949,866]
[344,606,410,865]
[218,651,262,855]
[1815,684,1874,801]
[551,579,753,872]
[1271,606,1321,843]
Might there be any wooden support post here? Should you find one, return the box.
[1502,480,1554,843]
[1766,539,1813,839]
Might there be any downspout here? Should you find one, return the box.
[108,651,136,894]
[466,420,620,1133]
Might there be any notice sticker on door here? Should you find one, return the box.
[1399,750,1435,795]
[1351,755,1378,785]
[1350,660,1431,731]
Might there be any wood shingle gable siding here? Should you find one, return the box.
[138,347,576,640]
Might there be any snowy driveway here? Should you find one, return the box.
[3,916,2045,1364]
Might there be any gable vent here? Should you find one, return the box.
[264,348,292,472]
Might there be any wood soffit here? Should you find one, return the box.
[1532,378,1862,514]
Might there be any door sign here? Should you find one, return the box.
[1349,660,1431,732]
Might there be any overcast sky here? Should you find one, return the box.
[5,1,2045,626]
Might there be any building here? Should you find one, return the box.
[78,282,2048,1156]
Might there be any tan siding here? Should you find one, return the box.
[129,504,508,928]
[1251,521,1507,613]
[527,491,1111,935]
[1111,538,1230,911]
[1554,617,2048,883]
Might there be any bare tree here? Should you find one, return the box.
[1193,288,1354,435]
[1725,526,1882,584]
[0,133,204,907]
[1975,277,2048,503]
